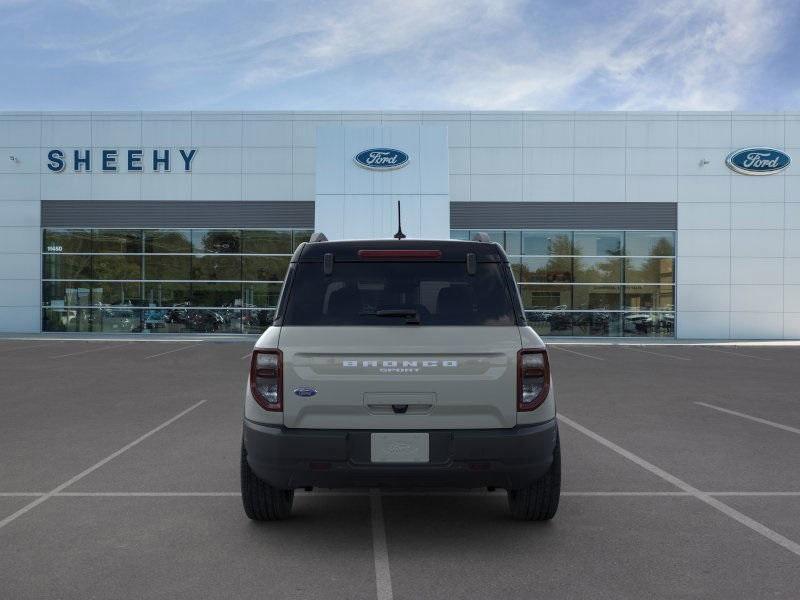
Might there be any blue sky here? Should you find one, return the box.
[1,0,798,111]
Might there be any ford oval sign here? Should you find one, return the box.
[293,387,317,397]
[726,147,791,175]
[354,148,409,170]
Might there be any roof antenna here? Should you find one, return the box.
[393,200,406,240]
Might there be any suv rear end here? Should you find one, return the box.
[241,237,560,520]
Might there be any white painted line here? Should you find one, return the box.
[56,492,238,497]
[0,493,45,497]
[241,353,252,360]
[549,345,604,361]
[558,413,800,558]
[623,346,691,361]
[696,347,771,361]
[50,342,133,358]
[0,400,206,531]
[707,492,800,497]
[370,489,393,600]
[143,344,201,360]
[696,402,800,436]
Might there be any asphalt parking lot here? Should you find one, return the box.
[1,338,800,599]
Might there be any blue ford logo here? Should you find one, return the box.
[726,147,790,175]
[354,148,409,170]
[293,387,317,397]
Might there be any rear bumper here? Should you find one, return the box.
[243,418,558,490]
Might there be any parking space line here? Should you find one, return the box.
[623,346,691,361]
[697,347,771,361]
[0,493,45,497]
[241,353,252,359]
[50,343,133,359]
[558,413,800,558]
[56,492,239,497]
[707,492,800,496]
[549,345,604,361]
[370,489,394,600]
[143,344,202,360]
[696,402,800,436]
[0,400,206,531]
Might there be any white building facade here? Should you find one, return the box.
[0,110,798,339]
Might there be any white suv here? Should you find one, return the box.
[241,236,560,520]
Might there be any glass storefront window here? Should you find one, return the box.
[519,284,572,310]
[624,285,674,311]
[522,231,572,256]
[573,231,623,256]
[573,257,622,283]
[93,230,142,253]
[43,229,92,253]
[242,282,283,308]
[573,285,622,310]
[623,312,675,337]
[143,282,192,307]
[242,230,292,254]
[625,231,675,256]
[192,229,241,253]
[519,257,573,283]
[452,228,676,338]
[624,257,674,284]
[525,309,574,337]
[43,254,93,279]
[243,256,290,281]
[144,230,192,253]
[191,255,242,280]
[42,227,313,335]
[144,255,192,280]
[190,282,243,307]
[92,255,143,280]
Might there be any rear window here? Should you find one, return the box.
[281,262,518,326]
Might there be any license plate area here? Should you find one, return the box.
[370,433,430,463]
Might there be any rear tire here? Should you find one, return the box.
[507,432,561,521]
[241,443,294,521]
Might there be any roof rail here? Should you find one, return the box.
[308,232,328,243]
[471,232,491,242]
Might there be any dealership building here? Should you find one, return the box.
[0,110,798,339]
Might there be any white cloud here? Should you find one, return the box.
[428,0,786,110]
[2,0,794,109]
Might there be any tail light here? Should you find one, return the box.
[517,349,550,411]
[357,249,442,259]
[250,349,282,411]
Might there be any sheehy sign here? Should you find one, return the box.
[46,148,197,172]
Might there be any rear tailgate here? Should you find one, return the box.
[280,326,522,429]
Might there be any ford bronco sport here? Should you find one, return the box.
[241,235,560,521]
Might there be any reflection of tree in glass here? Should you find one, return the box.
[518,235,573,282]
[202,231,240,253]
[146,230,191,253]
[625,239,674,284]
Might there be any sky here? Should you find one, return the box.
[1,0,798,111]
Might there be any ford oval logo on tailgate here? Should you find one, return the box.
[354,148,409,170]
[726,147,790,175]
[293,387,317,397]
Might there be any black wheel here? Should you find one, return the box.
[240,443,294,521]
[507,432,561,521]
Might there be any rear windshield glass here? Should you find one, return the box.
[282,262,517,326]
